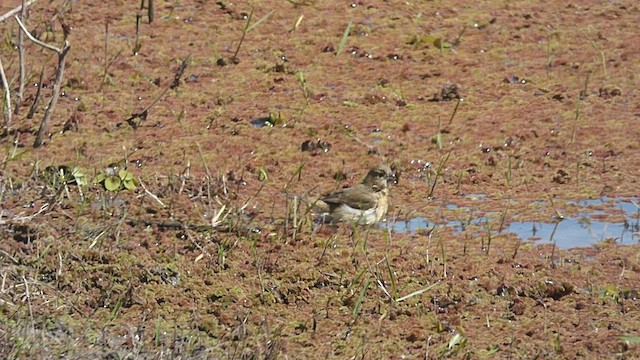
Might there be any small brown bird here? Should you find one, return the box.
[314,164,394,225]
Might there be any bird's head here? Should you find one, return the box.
[362,164,395,191]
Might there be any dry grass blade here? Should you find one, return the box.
[396,283,439,302]
[138,178,166,208]
[211,205,228,228]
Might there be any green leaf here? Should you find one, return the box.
[72,167,88,186]
[407,34,434,47]
[620,336,640,344]
[258,168,268,182]
[448,333,466,349]
[119,169,133,181]
[93,173,107,184]
[267,112,285,126]
[352,280,370,319]
[123,179,137,190]
[7,150,29,162]
[105,176,122,191]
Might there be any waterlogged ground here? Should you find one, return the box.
[1,0,640,358]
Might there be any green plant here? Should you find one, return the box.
[407,34,450,54]
[600,284,621,304]
[296,71,309,103]
[44,165,88,189]
[94,168,138,191]
[352,279,370,319]
[438,332,468,357]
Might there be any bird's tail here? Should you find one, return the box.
[284,191,331,224]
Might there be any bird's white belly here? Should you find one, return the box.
[332,205,381,225]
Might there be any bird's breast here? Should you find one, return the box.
[332,205,380,225]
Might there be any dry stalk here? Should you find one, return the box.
[27,65,45,119]
[15,0,30,115]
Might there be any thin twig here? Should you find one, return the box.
[15,0,29,115]
[0,0,38,23]
[0,56,11,128]
[138,178,166,208]
[102,21,109,87]
[15,16,62,52]
[0,249,19,264]
[448,98,461,125]
[125,55,191,128]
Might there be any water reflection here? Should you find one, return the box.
[385,197,639,249]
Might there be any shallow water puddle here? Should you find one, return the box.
[385,197,639,249]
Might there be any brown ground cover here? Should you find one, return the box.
[1,0,639,358]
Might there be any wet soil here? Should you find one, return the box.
[1,0,639,358]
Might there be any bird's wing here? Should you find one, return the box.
[321,185,378,210]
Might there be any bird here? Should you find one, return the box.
[313,164,395,225]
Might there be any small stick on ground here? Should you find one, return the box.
[447,98,461,125]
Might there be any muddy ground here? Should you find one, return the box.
[1,0,639,358]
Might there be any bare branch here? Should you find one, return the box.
[34,43,70,147]
[14,14,71,147]
[15,15,62,53]
[0,0,38,23]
